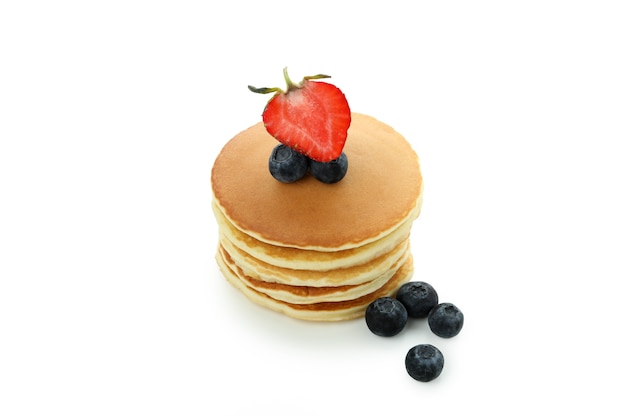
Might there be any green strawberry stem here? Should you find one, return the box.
[248,67,332,94]
[282,67,298,91]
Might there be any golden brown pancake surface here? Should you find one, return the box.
[211,113,423,250]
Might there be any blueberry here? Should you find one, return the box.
[428,302,464,338]
[268,144,309,183]
[310,152,348,184]
[365,297,408,337]
[396,281,439,318]
[405,344,444,382]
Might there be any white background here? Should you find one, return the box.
[1,1,625,415]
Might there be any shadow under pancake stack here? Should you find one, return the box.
[211,113,423,321]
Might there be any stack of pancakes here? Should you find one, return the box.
[211,113,423,321]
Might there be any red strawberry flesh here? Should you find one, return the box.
[262,80,351,163]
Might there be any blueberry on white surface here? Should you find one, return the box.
[428,302,464,338]
[268,144,309,183]
[405,344,444,382]
[310,152,348,184]
[365,297,408,337]
[396,281,439,318]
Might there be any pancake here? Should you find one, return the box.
[217,250,414,321]
[213,199,420,271]
[211,113,423,251]
[218,239,411,302]
[219,232,411,287]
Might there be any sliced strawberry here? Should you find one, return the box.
[249,68,351,163]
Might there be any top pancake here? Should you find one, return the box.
[211,113,423,251]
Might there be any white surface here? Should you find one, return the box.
[1,1,625,415]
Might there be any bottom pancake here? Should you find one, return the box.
[216,250,414,321]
